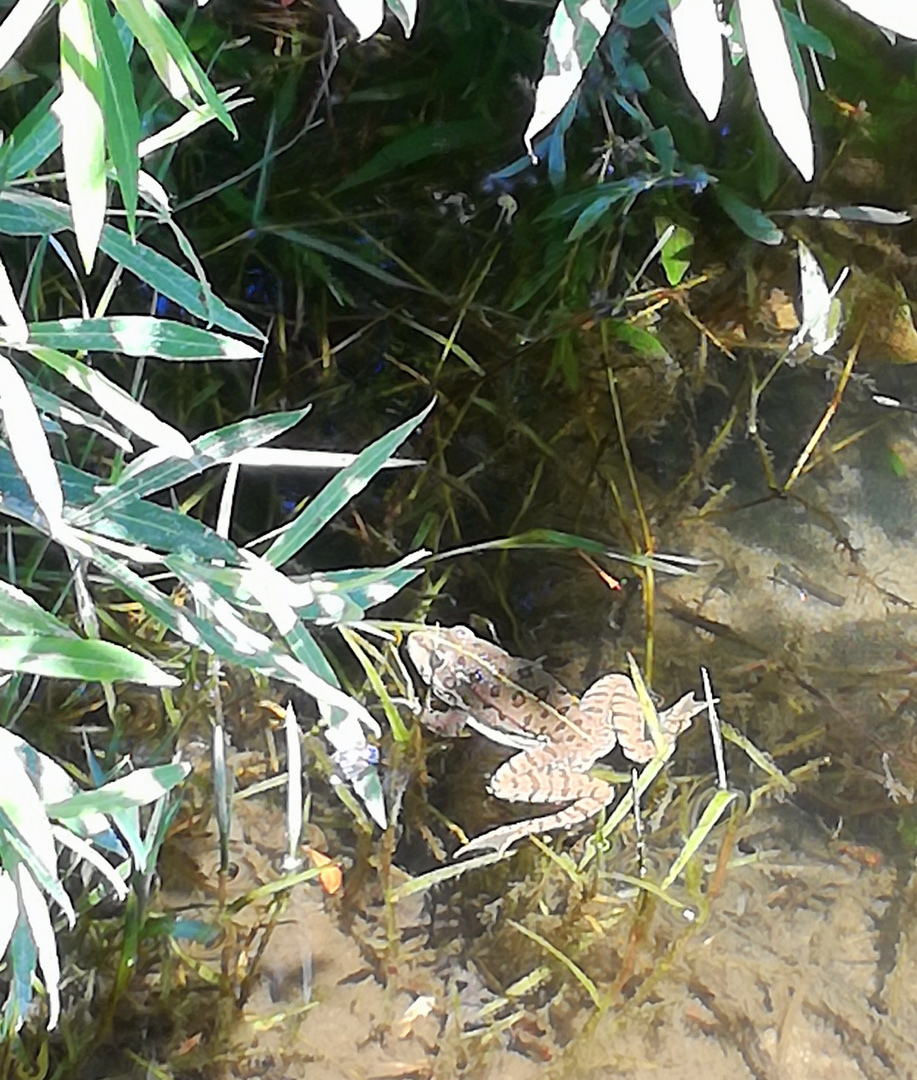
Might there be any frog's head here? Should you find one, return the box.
[406,625,475,687]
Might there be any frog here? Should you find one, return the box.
[407,625,705,857]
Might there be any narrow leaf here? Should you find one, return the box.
[0,0,54,77]
[0,353,65,535]
[0,191,263,339]
[110,0,190,103]
[668,0,724,120]
[21,316,260,361]
[54,0,107,271]
[265,400,434,568]
[524,0,615,156]
[46,762,190,819]
[336,0,384,40]
[27,344,195,459]
[0,581,75,637]
[78,408,308,522]
[0,251,27,343]
[15,865,62,1028]
[86,0,140,235]
[714,185,783,244]
[736,0,813,180]
[0,634,180,685]
[833,1,917,38]
[113,0,234,133]
[0,87,61,180]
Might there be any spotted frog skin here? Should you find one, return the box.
[407,625,705,857]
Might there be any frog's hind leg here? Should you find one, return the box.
[454,751,615,858]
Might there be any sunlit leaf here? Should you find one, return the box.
[20,316,260,361]
[668,0,724,121]
[0,635,180,685]
[0,353,65,536]
[137,88,248,159]
[26,344,195,459]
[54,0,106,272]
[0,251,27,343]
[112,0,235,133]
[78,409,308,522]
[797,240,842,355]
[0,444,242,562]
[0,191,263,339]
[336,0,384,40]
[0,746,61,900]
[45,762,191,819]
[833,1,917,38]
[265,400,434,568]
[110,0,189,103]
[0,582,75,638]
[655,216,693,285]
[15,864,61,1028]
[736,0,813,180]
[524,0,616,157]
[29,384,133,452]
[86,0,140,236]
[385,0,417,36]
[0,0,53,81]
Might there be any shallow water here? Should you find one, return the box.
[129,361,917,1079]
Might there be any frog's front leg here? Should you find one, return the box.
[454,747,616,857]
[416,705,474,739]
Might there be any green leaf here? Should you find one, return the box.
[0,191,263,339]
[332,121,491,193]
[714,186,783,245]
[618,0,663,28]
[55,0,106,272]
[0,635,179,685]
[661,788,738,889]
[265,400,434,568]
[0,582,75,638]
[86,0,140,236]
[45,762,190,819]
[0,353,65,538]
[112,0,235,135]
[524,0,616,154]
[273,228,425,292]
[75,409,309,523]
[566,193,617,241]
[782,9,835,59]
[0,88,61,180]
[608,319,667,358]
[21,316,260,361]
[0,444,242,561]
[27,344,195,458]
[655,216,693,285]
[14,865,62,1028]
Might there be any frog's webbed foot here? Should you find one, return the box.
[454,789,616,858]
[617,690,706,764]
[454,763,616,859]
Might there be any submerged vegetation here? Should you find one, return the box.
[0,0,917,1074]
